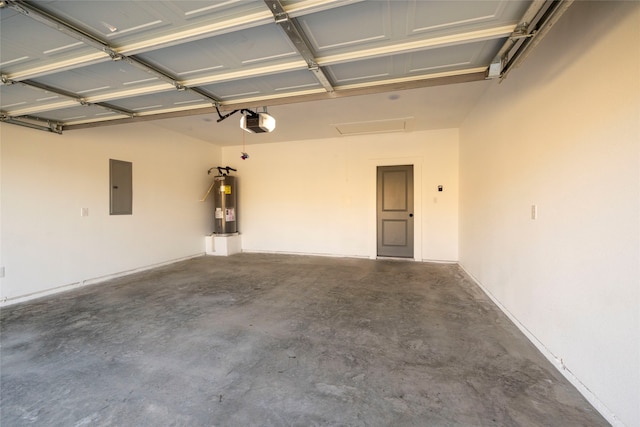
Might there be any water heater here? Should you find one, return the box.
[213,175,237,234]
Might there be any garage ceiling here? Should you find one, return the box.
[0,0,571,143]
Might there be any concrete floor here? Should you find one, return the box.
[1,253,608,426]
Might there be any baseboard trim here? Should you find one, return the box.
[0,253,205,307]
[239,249,371,260]
[420,258,458,264]
[457,263,622,427]
[240,249,458,265]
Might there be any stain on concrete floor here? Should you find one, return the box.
[1,253,609,426]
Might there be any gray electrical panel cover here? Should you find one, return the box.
[109,159,132,215]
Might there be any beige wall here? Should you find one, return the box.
[222,129,459,261]
[0,121,220,302]
[459,2,639,425]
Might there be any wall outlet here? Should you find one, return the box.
[0,267,5,278]
[531,204,537,220]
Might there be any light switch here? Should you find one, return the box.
[81,207,89,217]
[531,205,537,220]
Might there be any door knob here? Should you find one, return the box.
[409,213,413,217]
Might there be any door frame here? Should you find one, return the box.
[368,157,422,261]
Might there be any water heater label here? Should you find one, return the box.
[225,208,235,221]
[215,207,223,219]
[224,186,232,195]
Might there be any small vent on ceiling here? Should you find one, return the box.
[334,117,414,136]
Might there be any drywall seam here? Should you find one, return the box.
[0,253,205,307]
[457,262,622,427]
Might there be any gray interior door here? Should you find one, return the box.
[377,165,414,258]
